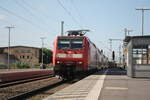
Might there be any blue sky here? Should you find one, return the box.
[0,0,150,60]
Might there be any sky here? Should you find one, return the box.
[0,0,150,60]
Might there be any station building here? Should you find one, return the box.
[0,46,41,68]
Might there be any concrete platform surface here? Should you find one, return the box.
[99,68,150,100]
[43,70,107,100]
[43,68,150,100]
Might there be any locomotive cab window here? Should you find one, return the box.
[58,39,70,49]
[58,38,83,49]
[71,39,83,49]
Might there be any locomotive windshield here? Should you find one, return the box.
[58,38,83,49]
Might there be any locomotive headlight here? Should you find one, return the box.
[78,61,82,64]
[72,54,83,58]
[57,61,60,64]
[57,53,66,58]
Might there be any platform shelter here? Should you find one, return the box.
[125,35,150,77]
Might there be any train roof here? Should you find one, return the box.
[57,35,98,48]
[57,35,88,40]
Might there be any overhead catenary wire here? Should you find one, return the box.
[0,5,44,31]
[14,0,51,31]
[57,0,83,29]
[69,0,84,26]
[14,0,37,19]
[21,0,57,32]
[21,0,57,23]
[21,0,49,19]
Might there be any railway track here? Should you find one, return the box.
[7,80,64,100]
[0,76,61,100]
[0,75,53,88]
[0,70,88,100]
[25,76,87,100]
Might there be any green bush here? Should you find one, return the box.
[16,62,30,69]
[10,63,17,69]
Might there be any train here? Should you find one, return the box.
[53,30,109,79]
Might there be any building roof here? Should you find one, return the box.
[124,35,150,43]
[0,46,41,49]
[124,35,150,48]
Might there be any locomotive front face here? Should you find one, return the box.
[55,37,84,66]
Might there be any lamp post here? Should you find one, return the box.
[5,26,15,69]
[40,37,46,68]
[136,8,150,36]
[136,8,150,64]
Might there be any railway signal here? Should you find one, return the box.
[112,51,115,61]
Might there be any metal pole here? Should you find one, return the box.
[136,8,150,36]
[119,45,121,65]
[109,39,112,53]
[142,10,144,36]
[42,39,44,65]
[127,29,133,36]
[5,26,14,69]
[8,28,10,69]
[136,8,150,64]
[40,37,45,67]
[61,21,64,36]
[124,28,127,37]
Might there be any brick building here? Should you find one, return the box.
[0,46,41,67]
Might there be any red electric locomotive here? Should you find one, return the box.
[53,30,108,79]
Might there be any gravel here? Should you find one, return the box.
[0,77,60,100]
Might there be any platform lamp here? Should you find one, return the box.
[5,25,15,69]
[136,8,150,36]
[40,37,46,68]
[136,8,150,64]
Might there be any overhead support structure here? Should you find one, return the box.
[124,28,133,37]
[109,39,122,62]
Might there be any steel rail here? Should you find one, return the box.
[0,75,53,88]
[7,80,66,100]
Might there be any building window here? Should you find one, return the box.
[27,56,30,59]
[23,55,25,59]
[133,47,150,64]
[16,49,31,53]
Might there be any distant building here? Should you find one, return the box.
[0,46,41,67]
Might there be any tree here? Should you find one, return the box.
[39,48,53,64]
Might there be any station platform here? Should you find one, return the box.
[43,68,150,100]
